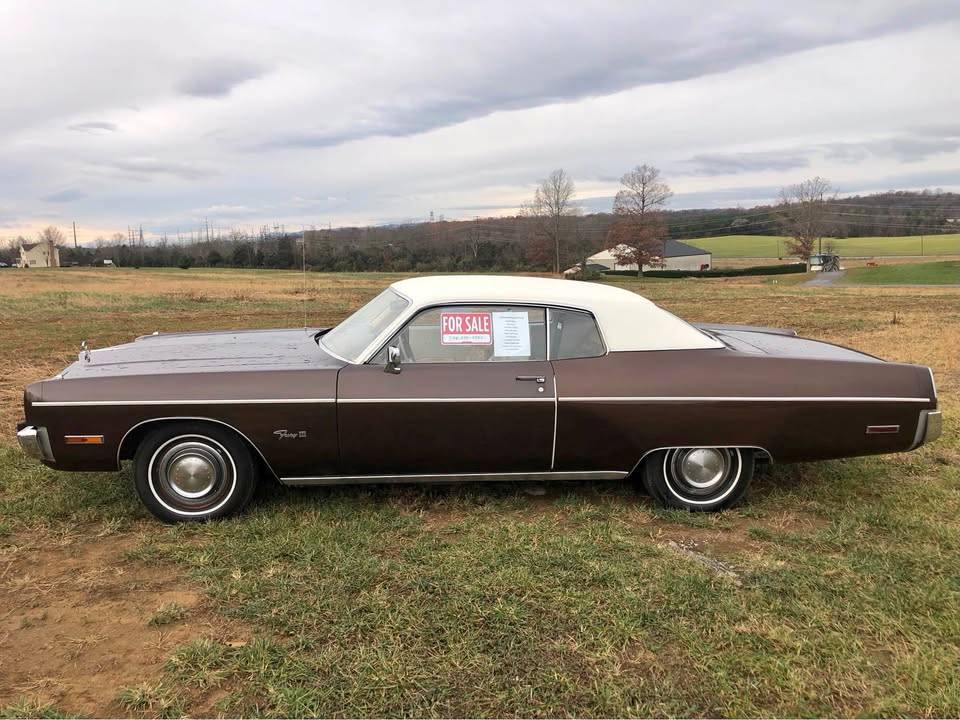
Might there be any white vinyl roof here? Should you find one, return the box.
[388,275,722,353]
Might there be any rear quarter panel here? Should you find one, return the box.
[552,349,935,470]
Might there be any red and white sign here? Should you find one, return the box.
[441,312,492,345]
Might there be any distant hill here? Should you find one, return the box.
[660,190,960,242]
[45,190,960,272]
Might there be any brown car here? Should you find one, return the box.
[17,275,941,522]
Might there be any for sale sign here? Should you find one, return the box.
[440,312,492,345]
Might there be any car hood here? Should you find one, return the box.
[59,328,345,378]
[694,323,882,362]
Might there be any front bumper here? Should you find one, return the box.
[16,424,55,462]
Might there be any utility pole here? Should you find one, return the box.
[72,221,78,248]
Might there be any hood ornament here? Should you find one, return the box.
[80,339,91,362]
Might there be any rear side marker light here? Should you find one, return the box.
[865,425,899,434]
[65,435,105,445]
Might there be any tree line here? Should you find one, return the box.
[3,176,957,270]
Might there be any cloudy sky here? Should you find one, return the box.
[2,1,959,243]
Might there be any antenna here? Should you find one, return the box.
[301,226,308,329]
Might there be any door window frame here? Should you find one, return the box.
[365,303,608,365]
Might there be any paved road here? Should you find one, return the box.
[804,271,845,286]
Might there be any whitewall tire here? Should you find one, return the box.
[134,422,257,523]
[643,447,753,512]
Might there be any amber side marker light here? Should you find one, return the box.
[64,435,105,445]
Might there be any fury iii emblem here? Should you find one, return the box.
[274,429,307,440]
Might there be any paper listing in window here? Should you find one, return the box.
[493,311,531,357]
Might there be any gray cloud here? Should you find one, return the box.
[824,136,960,163]
[257,3,960,150]
[43,188,86,203]
[687,151,810,176]
[178,59,263,97]
[94,157,215,181]
[684,126,960,178]
[67,121,118,133]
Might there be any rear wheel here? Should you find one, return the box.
[643,447,753,511]
[133,423,257,523]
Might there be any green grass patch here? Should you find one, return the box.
[0,700,74,719]
[844,260,960,285]
[694,233,960,258]
[115,682,184,718]
[148,602,189,627]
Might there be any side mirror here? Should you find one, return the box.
[384,345,402,374]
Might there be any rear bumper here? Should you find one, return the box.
[16,424,55,462]
[911,410,942,449]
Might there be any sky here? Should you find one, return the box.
[1,0,959,244]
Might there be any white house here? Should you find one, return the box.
[19,241,60,268]
[584,240,712,273]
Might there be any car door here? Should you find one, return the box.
[337,305,555,475]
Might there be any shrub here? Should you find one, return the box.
[604,263,806,278]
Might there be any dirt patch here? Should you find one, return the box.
[627,507,831,559]
[0,527,248,716]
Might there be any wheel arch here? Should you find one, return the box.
[117,417,279,481]
[629,444,773,478]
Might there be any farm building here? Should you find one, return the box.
[585,240,712,273]
[19,240,60,268]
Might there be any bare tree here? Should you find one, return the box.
[523,169,579,273]
[37,225,66,246]
[607,164,672,277]
[779,176,835,262]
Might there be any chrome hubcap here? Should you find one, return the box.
[665,447,740,501]
[168,454,216,497]
[157,441,226,500]
[679,448,726,489]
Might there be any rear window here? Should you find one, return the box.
[549,308,605,360]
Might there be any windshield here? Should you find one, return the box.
[321,288,410,362]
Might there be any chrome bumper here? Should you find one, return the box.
[912,410,942,449]
[16,425,54,462]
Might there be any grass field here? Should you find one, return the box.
[1,268,958,717]
[694,233,960,258]
[843,260,960,285]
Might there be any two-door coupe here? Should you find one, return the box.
[17,275,941,522]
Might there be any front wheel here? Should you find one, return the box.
[643,447,753,511]
[134,423,257,523]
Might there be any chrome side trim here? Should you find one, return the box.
[34,398,335,407]
[550,374,558,470]
[116,417,279,479]
[280,470,627,486]
[17,425,55,462]
[337,397,554,404]
[561,396,931,403]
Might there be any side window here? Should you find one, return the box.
[549,308,605,360]
[373,306,546,363]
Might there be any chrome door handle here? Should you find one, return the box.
[516,375,545,383]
